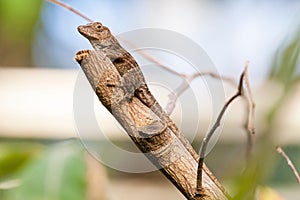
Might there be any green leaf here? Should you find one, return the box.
[0,0,43,39]
[3,141,86,200]
[0,142,43,179]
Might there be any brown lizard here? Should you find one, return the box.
[77,22,199,160]
[75,50,166,139]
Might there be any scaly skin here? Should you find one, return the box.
[77,22,198,160]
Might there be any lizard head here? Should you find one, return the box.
[77,22,112,42]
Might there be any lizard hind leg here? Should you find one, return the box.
[120,67,145,102]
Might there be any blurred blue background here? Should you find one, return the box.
[32,0,300,86]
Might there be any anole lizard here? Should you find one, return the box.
[77,22,199,160]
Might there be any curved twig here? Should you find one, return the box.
[196,69,245,193]
[242,62,256,159]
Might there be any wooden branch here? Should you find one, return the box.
[75,50,229,200]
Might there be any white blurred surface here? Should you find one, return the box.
[0,68,78,138]
[0,68,299,145]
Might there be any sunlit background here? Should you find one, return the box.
[0,0,300,199]
[36,0,299,81]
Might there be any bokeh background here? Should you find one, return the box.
[0,0,300,199]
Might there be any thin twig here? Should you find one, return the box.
[165,78,189,115]
[196,69,245,194]
[165,71,237,115]
[120,37,238,116]
[119,39,183,76]
[242,61,256,159]
[276,146,300,184]
[243,61,255,135]
[46,0,94,22]
[190,71,237,88]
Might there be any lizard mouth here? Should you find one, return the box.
[77,25,87,37]
[77,25,95,40]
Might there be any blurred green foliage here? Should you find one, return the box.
[0,0,42,39]
[267,27,300,124]
[230,26,300,199]
[1,141,87,200]
[269,27,300,90]
[0,0,42,66]
[0,142,44,179]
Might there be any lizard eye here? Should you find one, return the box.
[95,24,102,29]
